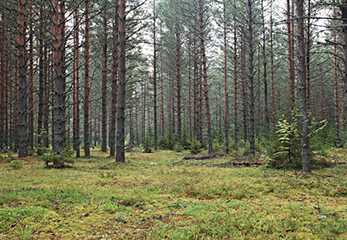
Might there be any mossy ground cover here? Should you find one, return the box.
[0,149,347,239]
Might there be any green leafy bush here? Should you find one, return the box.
[213,139,221,153]
[190,138,201,155]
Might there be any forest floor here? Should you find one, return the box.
[0,149,347,239]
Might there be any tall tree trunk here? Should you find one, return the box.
[0,17,5,150]
[73,0,80,157]
[270,0,275,126]
[84,0,91,157]
[194,32,199,139]
[241,42,247,143]
[287,0,295,104]
[248,0,255,156]
[160,52,164,136]
[342,1,347,153]
[234,13,238,150]
[116,0,126,163]
[53,0,66,155]
[261,0,269,142]
[223,1,229,151]
[333,6,340,146]
[17,0,28,158]
[110,2,119,157]
[176,29,182,145]
[29,0,34,151]
[199,0,212,154]
[38,0,44,155]
[297,0,311,172]
[102,4,108,153]
[153,0,158,150]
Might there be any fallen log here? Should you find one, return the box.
[183,152,228,160]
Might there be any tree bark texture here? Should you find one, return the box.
[84,0,90,157]
[17,0,28,158]
[116,0,126,163]
[297,0,311,172]
[52,0,66,155]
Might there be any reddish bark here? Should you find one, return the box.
[160,52,164,136]
[176,28,182,145]
[38,0,44,155]
[233,13,238,150]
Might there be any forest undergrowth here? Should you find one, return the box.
[0,149,347,239]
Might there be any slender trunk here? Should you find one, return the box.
[188,45,192,136]
[0,17,5,150]
[176,29,182,145]
[241,42,247,143]
[287,0,295,104]
[199,0,212,154]
[223,1,229,151]
[17,0,28,158]
[306,0,311,113]
[44,42,49,148]
[234,14,238,149]
[73,0,80,157]
[116,0,126,162]
[110,3,119,157]
[270,1,275,126]
[334,16,340,146]
[153,0,158,150]
[261,0,269,142]
[29,0,34,150]
[38,0,44,155]
[160,53,164,136]
[297,0,311,172]
[102,4,108,153]
[248,0,255,156]
[84,0,90,157]
[194,32,198,138]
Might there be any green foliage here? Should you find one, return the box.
[212,139,221,153]
[36,129,50,155]
[190,138,201,155]
[175,144,184,152]
[267,112,327,169]
[39,143,75,166]
[158,130,175,150]
[17,225,33,240]
[181,128,191,150]
[9,160,25,170]
[143,134,153,153]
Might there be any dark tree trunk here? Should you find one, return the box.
[223,1,229,151]
[287,0,295,104]
[37,0,44,155]
[176,29,182,145]
[84,0,90,157]
[248,0,255,156]
[297,0,311,172]
[233,15,238,150]
[17,0,28,158]
[110,2,118,157]
[29,0,34,151]
[102,4,108,153]
[153,0,158,150]
[73,0,80,157]
[241,42,247,143]
[53,0,66,155]
[160,52,164,136]
[0,17,5,150]
[261,0,269,142]
[270,2,275,126]
[199,0,212,154]
[116,0,126,163]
